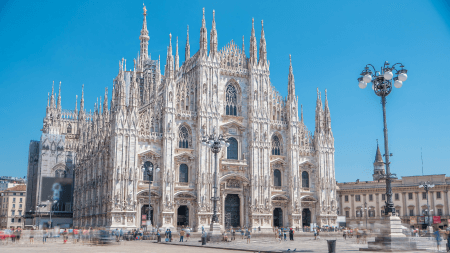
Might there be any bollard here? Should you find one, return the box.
[327,240,336,253]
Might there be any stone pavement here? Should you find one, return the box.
[0,236,444,252]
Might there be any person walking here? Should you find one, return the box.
[246,229,251,244]
[314,229,317,240]
[283,229,287,241]
[434,229,441,252]
[63,229,68,244]
[185,227,190,242]
[169,229,172,242]
[232,228,235,241]
[241,229,245,240]
[343,229,347,240]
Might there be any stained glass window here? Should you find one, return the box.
[179,164,188,183]
[227,137,238,160]
[274,169,281,186]
[302,171,309,188]
[226,84,237,116]
[143,161,153,181]
[178,125,190,148]
[271,135,281,155]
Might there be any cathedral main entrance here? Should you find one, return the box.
[141,205,154,226]
[302,208,311,228]
[273,208,283,228]
[225,194,240,228]
[177,206,189,227]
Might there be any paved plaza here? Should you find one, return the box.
[0,235,445,253]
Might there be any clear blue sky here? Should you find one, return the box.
[1,0,449,182]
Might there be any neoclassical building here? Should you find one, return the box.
[337,145,450,230]
[28,6,337,231]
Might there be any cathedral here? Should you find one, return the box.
[27,6,337,231]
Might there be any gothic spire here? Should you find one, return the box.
[50,81,55,108]
[103,87,108,115]
[209,10,218,58]
[324,89,331,130]
[175,36,179,73]
[242,35,245,56]
[315,88,324,132]
[165,34,174,79]
[301,104,303,123]
[259,20,267,66]
[80,84,85,113]
[57,81,62,112]
[288,55,295,99]
[185,25,190,60]
[140,4,150,59]
[250,18,257,64]
[200,8,208,55]
[74,95,78,116]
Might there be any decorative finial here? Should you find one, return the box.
[289,54,292,65]
[252,18,254,26]
[325,89,327,99]
[203,7,205,18]
[376,139,378,146]
[143,3,147,15]
[213,9,215,19]
[261,20,264,28]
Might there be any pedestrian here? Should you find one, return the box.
[185,227,190,242]
[73,228,79,243]
[29,228,34,244]
[180,229,185,242]
[42,229,47,244]
[241,229,245,239]
[283,229,287,241]
[202,225,204,233]
[362,229,367,244]
[232,228,235,241]
[314,229,317,240]
[343,230,347,240]
[169,229,172,242]
[63,229,68,244]
[246,229,251,244]
[446,229,450,252]
[434,229,441,252]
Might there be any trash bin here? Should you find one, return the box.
[201,236,206,245]
[327,240,336,253]
[157,234,161,242]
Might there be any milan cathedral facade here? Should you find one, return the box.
[29,6,337,230]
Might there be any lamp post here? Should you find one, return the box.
[141,163,160,230]
[201,133,229,230]
[419,182,434,230]
[358,61,408,216]
[36,205,46,229]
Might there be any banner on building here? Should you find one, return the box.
[142,215,147,220]
[418,216,425,224]
[410,216,417,225]
[433,216,441,224]
[40,177,73,212]
[142,221,146,226]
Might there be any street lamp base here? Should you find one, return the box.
[207,222,223,242]
[361,215,421,251]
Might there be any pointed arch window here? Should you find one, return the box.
[225,84,237,116]
[143,161,153,181]
[302,171,309,188]
[271,135,281,155]
[227,137,238,160]
[67,124,72,134]
[178,125,190,148]
[55,169,65,178]
[274,169,281,187]
[179,164,188,183]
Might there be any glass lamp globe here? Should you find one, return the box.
[220,140,225,146]
[363,74,372,83]
[226,142,230,147]
[209,140,214,145]
[358,81,367,89]
[394,79,403,88]
[383,71,393,80]
[398,72,407,82]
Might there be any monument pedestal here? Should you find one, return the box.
[360,214,422,252]
[207,222,223,242]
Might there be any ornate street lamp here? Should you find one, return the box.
[141,163,160,230]
[201,133,229,231]
[419,182,434,230]
[358,61,408,216]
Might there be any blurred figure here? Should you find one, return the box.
[43,229,47,244]
[29,228,34,244]
[343,229,347,240]
[434,229,441,252]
